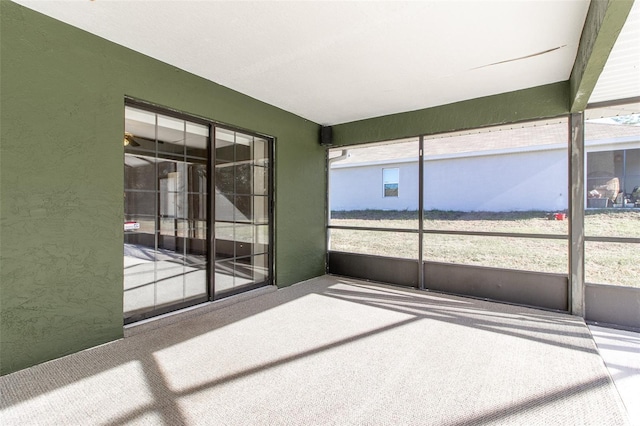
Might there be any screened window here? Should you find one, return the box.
[328,117,569,274]
[328,139,419,231]
[584,109,640,287]
[421,118,569,273]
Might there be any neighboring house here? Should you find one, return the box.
[330,121,640,212]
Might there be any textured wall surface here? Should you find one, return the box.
[0,2,325,375]
[331,82,571,147]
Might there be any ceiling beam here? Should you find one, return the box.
[331,82,569,147]
[569,0,634,112]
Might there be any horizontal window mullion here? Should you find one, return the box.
[585,236,640,244]
[124,189,157,193]
[423,229,568,240]
[327,225,419,234]
[328,224,569,240]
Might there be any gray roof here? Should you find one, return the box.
[331,121,640,165]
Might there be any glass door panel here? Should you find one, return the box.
[214,129,272,296]
[124,106,209,323]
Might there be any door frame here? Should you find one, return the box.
[124,97,275,323]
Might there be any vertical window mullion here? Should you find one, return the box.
[418,136,424,290]
[154,112,159,310]
[209,125,215,300]
[182,120,187,302]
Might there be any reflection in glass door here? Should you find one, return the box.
[214,128,271,296]
[124,106,209,323]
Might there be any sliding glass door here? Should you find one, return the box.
[124,103,272,323]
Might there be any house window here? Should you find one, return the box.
[383,168,399,197]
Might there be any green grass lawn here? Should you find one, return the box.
[330,209,639,287]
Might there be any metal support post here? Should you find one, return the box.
[569,112,585,316]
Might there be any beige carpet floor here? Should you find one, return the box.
[0,275,630,425]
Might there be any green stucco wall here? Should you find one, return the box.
[331,82,571,146]
[0,1,325,375]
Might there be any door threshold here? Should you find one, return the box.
[124,285,277,337]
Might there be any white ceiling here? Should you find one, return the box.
[14,0,623,126]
